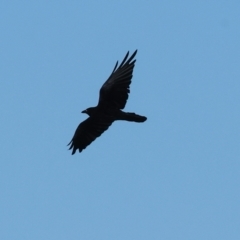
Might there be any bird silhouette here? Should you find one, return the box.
[68,50,147,154]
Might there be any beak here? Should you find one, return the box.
[81,110,87,114]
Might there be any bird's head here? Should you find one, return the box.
[81,107,96,117]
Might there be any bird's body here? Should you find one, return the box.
[68,50,147,154]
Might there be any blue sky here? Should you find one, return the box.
[1,1,240,239]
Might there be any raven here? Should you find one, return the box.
[68,50,147,154]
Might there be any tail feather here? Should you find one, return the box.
[119,112,147,122]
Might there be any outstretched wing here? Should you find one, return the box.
[68,115,114,154]
[98,50,137,110]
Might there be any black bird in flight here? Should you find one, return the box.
[68,50,147,154]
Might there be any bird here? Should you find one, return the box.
[68,50,147,154]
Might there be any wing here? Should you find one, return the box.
[68,115,114,154]
[98,50,137,110]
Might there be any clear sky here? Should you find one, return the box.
[1,1,240,239]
